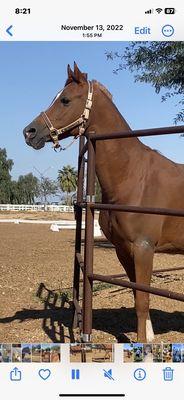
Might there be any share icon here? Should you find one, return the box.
[103,369,115,381]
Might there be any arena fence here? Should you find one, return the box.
[0,204,74,212]
[72,125,184,342]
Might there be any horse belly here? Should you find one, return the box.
[157,216,184,252]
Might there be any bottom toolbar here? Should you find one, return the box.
[0,362,183,400]
[0,344,183,400]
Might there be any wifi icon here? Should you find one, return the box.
[156,8,163,13]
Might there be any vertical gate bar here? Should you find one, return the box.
[82,135,96,342]
[81,345,87,362]
[72,136,85,329]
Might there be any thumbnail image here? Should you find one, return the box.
[2,344,12,362]
[172,344,182,362]
[153,344,162,362]
[32,344,42,362]
[143,344,153,362]
[22,344,32,362]
[133,344,143,362]
[41,344,51,362]
[91,344,114,362]
[0,344,2,362]
[50,344,60,362]
[12,344,22,362]
[163,344,172,362]
[70,344,92,363]
[123,344,134,362]
[181,345,184,362]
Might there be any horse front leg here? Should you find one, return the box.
[133,239,154,343]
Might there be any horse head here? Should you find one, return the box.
[23,62,91,150]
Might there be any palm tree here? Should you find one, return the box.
[58,165,77,205]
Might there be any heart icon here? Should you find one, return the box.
[38,369,51,380]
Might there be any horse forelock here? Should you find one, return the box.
[65,77,73,86]
[65,72,88,87]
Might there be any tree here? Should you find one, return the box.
[106,42,184,123]
[0,148,44,205]
[0,148,14,203]
[58,165,77,205]
[38,177,58,204]
[10,180,20,204]
[16,173,39,204]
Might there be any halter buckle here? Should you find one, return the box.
[53,142,62,152]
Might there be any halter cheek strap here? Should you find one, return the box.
[40,81,93,151]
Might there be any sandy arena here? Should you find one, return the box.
[0,212,184,343]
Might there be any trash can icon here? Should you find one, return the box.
[163,367,174,381]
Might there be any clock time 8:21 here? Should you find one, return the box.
[15,8,31,14]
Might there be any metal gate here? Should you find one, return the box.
[72,125,184,342]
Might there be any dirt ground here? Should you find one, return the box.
[0,213,184,343]
[0,210,75,221]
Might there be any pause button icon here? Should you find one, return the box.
[71,369,80,380]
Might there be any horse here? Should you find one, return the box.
[23,62,184,342]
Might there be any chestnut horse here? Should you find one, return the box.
[24,62,184,342]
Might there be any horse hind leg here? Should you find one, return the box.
[133,239,155,343]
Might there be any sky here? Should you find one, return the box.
[0,41,183,181]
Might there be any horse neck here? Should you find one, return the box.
[87,87,142,199]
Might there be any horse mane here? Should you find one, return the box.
[92,80,113,100]
[153,149,163,155]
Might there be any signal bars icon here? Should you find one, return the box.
[145,9,153,14]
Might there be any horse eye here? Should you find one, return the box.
[60,97,70,105]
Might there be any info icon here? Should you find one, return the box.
[134,368,146,381]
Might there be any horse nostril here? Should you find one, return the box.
[26,128,37,139]
[28,128,36,133]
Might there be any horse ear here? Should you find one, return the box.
[65,64,78,85]
[74,62,88,82]
[67,64,73,78]
[65,63,88,86]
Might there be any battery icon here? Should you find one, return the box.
[165,8,176,14]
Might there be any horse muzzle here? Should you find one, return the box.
[23,124,47,150]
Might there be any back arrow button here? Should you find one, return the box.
[6,25,13,37]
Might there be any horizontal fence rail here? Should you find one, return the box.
[90,273,184,302]
[89,125,184,140]
[84,203,184,218]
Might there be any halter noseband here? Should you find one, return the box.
[40,81,93,151]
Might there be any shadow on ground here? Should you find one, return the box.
[0,283,183,343]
